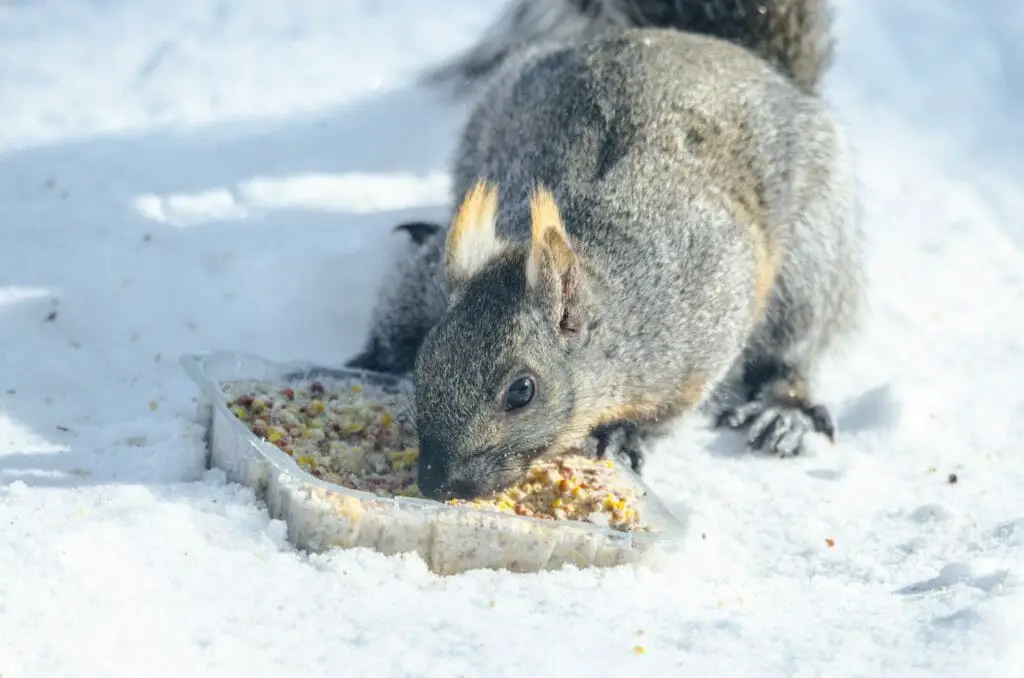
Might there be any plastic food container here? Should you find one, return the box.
[180,350,688,575]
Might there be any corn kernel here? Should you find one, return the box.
[634,646,646,655]
[232,406,248,420]
[267,427,286,443]
[351,384,363,393]
[296,454,318,468]
[380,413,393,426]
[551,497,564,509]
[307,400,325,415]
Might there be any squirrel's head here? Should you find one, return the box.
[413,180,594,501]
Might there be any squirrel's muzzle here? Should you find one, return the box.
[417,438,490,501]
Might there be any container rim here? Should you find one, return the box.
[180,349,689,546]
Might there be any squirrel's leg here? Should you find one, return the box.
[715,121,861,457]
[712,247,847,456]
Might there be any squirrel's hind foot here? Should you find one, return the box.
[716,384,835,457]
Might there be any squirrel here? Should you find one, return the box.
[346,0,864,501]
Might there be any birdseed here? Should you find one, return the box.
[222,379,649,532]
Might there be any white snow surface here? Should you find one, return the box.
[1,1,1022,676]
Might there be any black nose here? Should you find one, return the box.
[418,469,486,501]
[447,478,485,500]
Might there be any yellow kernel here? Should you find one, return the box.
[307,400,325,415]
[571,486,584,499]
[232,406,248,420]
[634,645,646,655]
[551,498,564,509]
[267,427,285,443]
[380,413,393,426]
[603,460,615,468]
[351,384,363,393]
[296,454,317,468]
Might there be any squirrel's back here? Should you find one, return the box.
[451,28,835,268]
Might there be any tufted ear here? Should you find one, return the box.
[445,179,507,284]
[525,185,586,338]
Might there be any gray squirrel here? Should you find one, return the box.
[347,0,863,500]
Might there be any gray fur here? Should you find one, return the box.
[345,230,448,375]
[425,0,834,97]
[347,0,863,499]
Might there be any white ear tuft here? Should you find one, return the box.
[445,179,506,282]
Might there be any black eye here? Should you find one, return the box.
[504,376,536,411]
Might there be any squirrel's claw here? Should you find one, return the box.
[716,396,836,457]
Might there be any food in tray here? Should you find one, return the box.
[221,378,650,532]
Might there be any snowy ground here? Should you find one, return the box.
[1,1,1022,676]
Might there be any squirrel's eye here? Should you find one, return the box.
[504,376,536,411]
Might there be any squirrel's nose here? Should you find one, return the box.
[420,475,486,501]
[447,478,485,500]
[418,459,487,501]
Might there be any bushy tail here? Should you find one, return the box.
[424,0,834,96]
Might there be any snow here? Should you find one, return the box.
[0,0,1021,675]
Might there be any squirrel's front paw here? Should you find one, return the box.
[716,390,835,457]
[593,423,646,474]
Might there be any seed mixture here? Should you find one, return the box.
[223,378,421,497]
[221,379,649,532]
[455,456,646,531]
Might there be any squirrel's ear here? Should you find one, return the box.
[445,179,506,284]
[526,185,586,337]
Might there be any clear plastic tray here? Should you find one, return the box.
[180,350,688,575]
